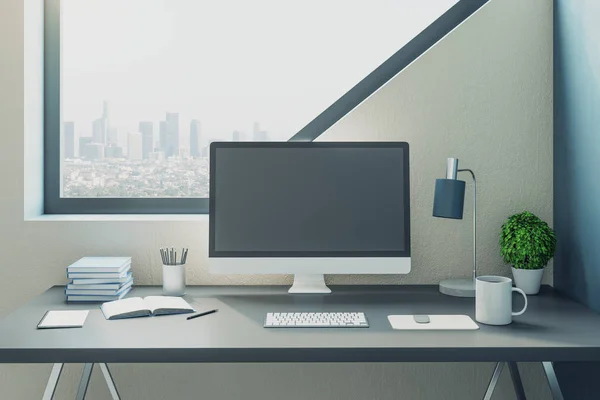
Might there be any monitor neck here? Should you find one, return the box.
[288,274,332,294]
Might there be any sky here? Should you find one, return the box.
[61,0,458,147]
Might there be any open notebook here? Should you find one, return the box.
[101,296,195,320]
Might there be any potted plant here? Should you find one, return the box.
[499,211,556,295]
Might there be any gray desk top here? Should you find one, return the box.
[1,285,600,364]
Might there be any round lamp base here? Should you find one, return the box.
[439,278,475,297]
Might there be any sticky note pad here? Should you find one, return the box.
[38,310,89,329]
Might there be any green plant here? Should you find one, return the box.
[500,211,556,270]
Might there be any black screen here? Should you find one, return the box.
[209,143,410,257]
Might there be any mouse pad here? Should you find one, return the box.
[388,315,479,330]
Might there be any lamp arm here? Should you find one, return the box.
[458,169,476,281]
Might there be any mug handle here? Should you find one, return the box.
[512,287,528,316]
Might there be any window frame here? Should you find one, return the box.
[43,0,488,214]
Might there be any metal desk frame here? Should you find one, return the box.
[42,360,564,400]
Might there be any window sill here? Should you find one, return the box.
[25,214,208,222]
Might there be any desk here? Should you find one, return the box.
[1,285,599,399]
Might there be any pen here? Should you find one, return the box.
[187,309,218,320]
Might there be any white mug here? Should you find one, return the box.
[476,276,527,325]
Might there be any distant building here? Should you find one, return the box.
[165,112,179,157]
[254,130,269,141]
[139,121,154,159]
[63,121,75,158]
[92,118,105,144]
[159,121,168,155]
[190,119,201,157]
[84,143,105,160]
[79,136,93,158]
[117,129,129,149]
[107,127,118,145]
[148,151,166,161]
[103,100,110,125]
[179,148,190,158]
[252,121,268,141]
[128,132,143,160]
[253,122,260,137]
[89,100,111,145]
[102,101,111,143]
[105,144,124,158]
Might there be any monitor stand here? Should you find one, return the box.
[288,274,331,294]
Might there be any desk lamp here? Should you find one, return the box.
[432,158,477,297]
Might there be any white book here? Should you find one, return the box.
[67,257,131,273]
[101,296,195,320]
[71,273,132,285]
[65,280,133,296]
[68,268,130,279]
[67,287,131,302]
[37,310,89,329]
[67,282,124,290]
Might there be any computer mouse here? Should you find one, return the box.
[413,315,430,324]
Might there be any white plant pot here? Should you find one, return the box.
[511,267,544,295]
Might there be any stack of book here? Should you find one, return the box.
[66,257,133,302]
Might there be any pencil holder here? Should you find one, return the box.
[162,264,186,296]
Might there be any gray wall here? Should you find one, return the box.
[319,0,554,290]
[0,0,554,398]
[554,0,600,398]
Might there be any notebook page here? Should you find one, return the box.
[144,296,195,315]
[101,297,149,320]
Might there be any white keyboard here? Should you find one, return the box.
[264,312,369,328]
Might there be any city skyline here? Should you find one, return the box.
[63,100,274,161]
[60,100,275,198]
[59,0,457,197]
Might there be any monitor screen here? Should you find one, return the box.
[209,143,410,257]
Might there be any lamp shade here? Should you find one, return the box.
[433,178,466,219]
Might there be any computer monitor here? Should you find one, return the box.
[209,142,411,293]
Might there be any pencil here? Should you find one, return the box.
[187,309,218,320]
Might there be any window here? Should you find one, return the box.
[44,0,488,214]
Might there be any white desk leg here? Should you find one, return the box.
[99,363,121,400]
[483,362,504,400]
[75,363,94,400]
[42,363,64,400]
[542,362,565,400]
[508,362,526,400]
